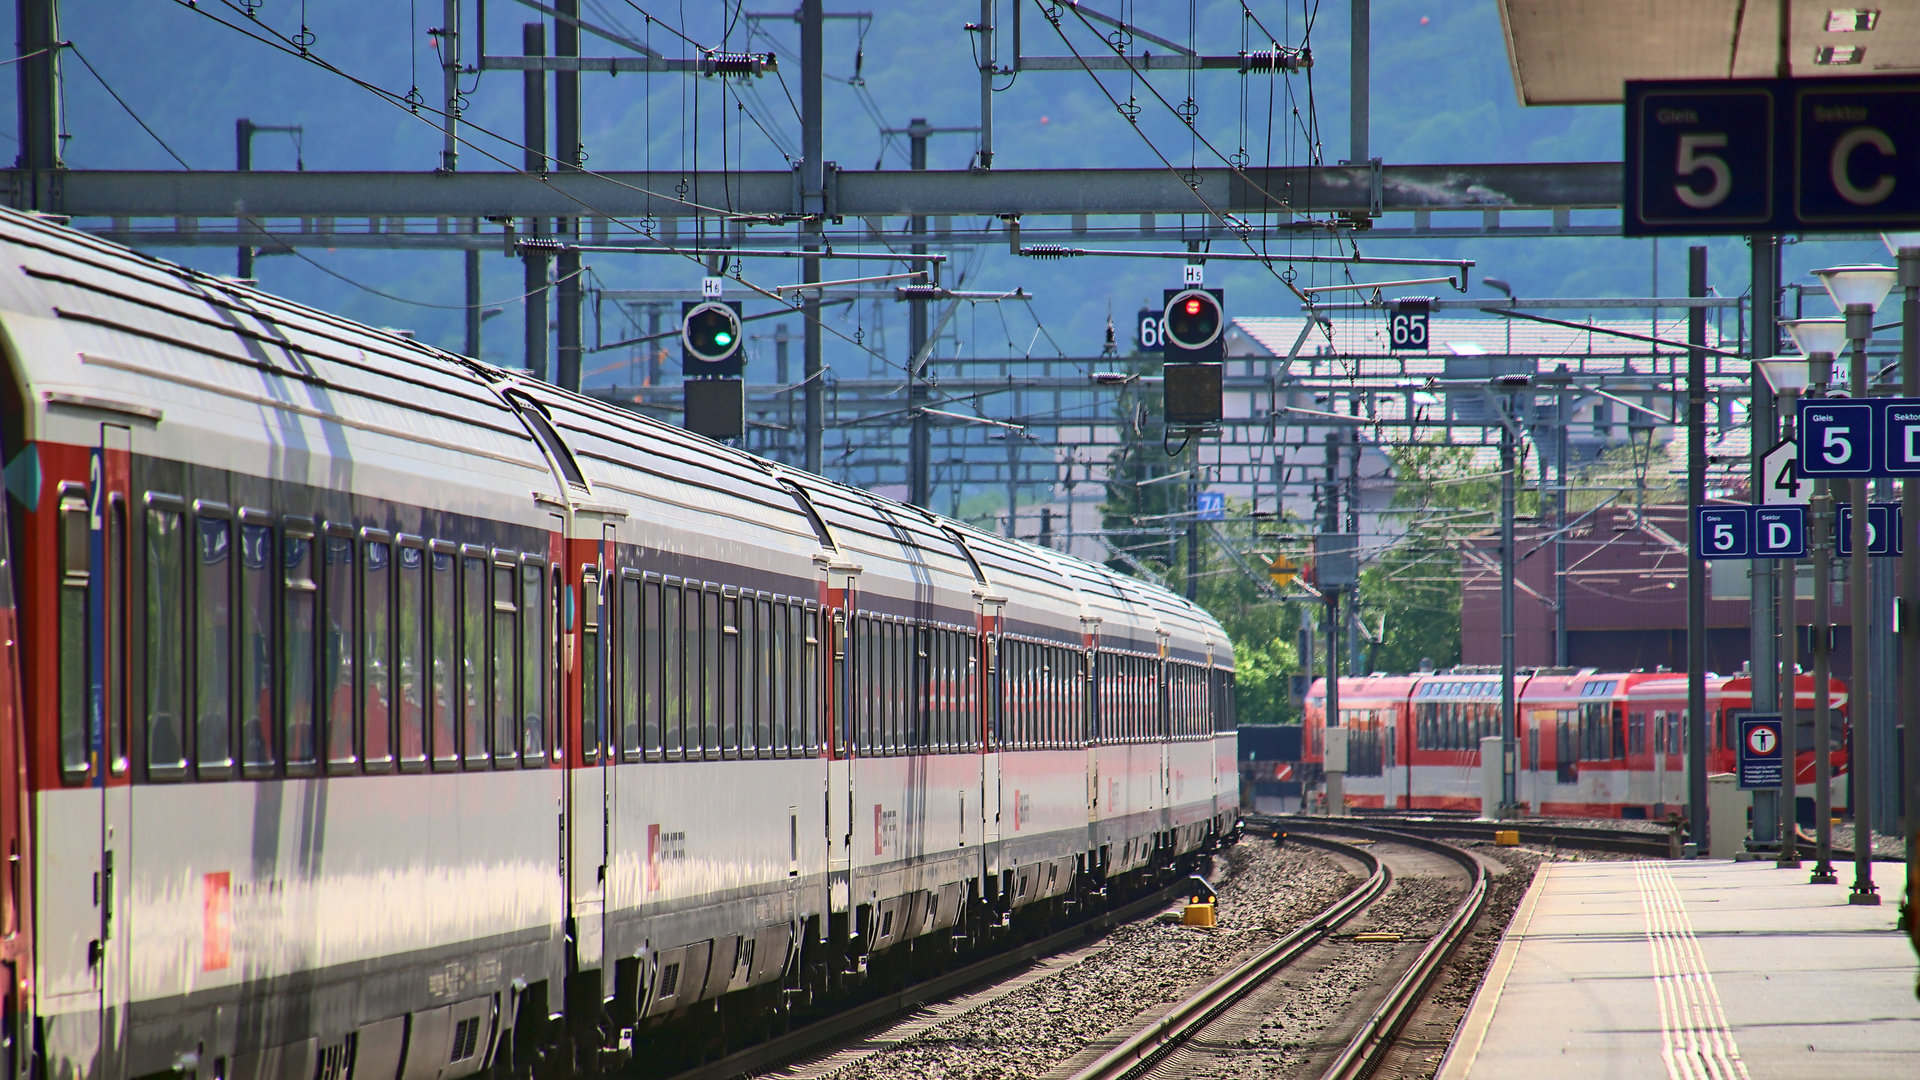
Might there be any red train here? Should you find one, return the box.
[1302,667,1848,818]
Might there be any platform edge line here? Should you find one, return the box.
[1433,860,1552,1080]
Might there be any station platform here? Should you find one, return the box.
[1438,859,1919,1079]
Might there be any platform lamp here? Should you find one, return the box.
[1882,231,1920,932]
[1813,264,1898,905]
[1755,352,1819,868]
[1784,317,1845,885]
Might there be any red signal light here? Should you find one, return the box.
[1184,298,1202,315]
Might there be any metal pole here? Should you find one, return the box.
[1324,436,1343,815]
[441,0,461,173]
[1687,246,1708,855]
[235,118,254,279]
[521,23,549,383]
[801,0,824,473]
[976,0,994,170]
[464,245,482,359]
[1501,396,1517,815]
[1750,234,1780,849]
[1899,244,1920,922]
[16,0,61,207]
[1185,464,1200,601]
[1350,0,1369,163]
[553,0,582,392]
[908,118,931,507]
[1846,310,1880,904]
[1811,351,1839,884]
[1555,367,1569,667]
[1779,385,1802,868]
[775,322,792,463]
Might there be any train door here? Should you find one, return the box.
[566,522,613,981]
[1382,711,1398,810]
[0,463,26,1080]
[824,566,858,917]
[98,426,131,1080]
[1156,631,1171,835]
[42,427,132,1080]
[978,599,1003,878]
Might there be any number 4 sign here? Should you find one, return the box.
[1761,439,1806,505]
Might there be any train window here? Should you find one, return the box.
[802,605,820,753]
[362,537,394,770]
[703,588,722,757]
[720,595,740,757]
[663,583,684,757]
[578,568,601,764]
[768,599,788,756]
[643,579,664,758]
[1556,710,1577,782]
[1668,712,1683,756]
[283,526,319,774]
[105,495,127,776]
[194,510,234,777]
[1628,712,1646,755]
[618,575,640,760]
[429,548,458,767]
[895,622,910,754]
[858,617,877,755]
[323,532,357,773]
[733,597,752,757]
[239,519,277,775]
[396,542,428,767]
[144,503,189,776]
[492,562,519,765]
[755,597,773,757]
[461,554,490,768]
[1612,708,1626,759]
[527,562,551,762]
[57,486,89,781]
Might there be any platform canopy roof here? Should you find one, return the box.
[1497,1,1920,105]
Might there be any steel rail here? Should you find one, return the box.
[670,872,1208,1080]
[1065,834,1390,1080]
[1284,821,1490,1080]
[1327,812,1678,859]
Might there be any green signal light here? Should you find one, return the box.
[714,331,734,346]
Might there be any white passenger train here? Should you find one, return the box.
[0,209,1239,1080]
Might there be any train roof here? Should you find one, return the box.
[0,209,1229,664]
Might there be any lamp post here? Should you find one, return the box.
[1883,231,1920,932]
[1757,353,1816,868]
[1812,264,1897,906]
[1786,317,1845,885]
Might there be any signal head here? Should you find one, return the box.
[682,301,745,366]
[1163,288,1223,351]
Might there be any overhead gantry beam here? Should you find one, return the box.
[12,162,1623,220]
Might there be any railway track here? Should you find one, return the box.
[667,872,1208,1080]
[1061,824,1487,1080]
[1319,812,1678,859]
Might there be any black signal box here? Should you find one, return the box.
[684,377,745,440]
[1163,363,1223,427]
[1161,288,1225,363]
[681,300,745,377]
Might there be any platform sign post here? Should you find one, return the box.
[1738,714,1785,791]
[1694,506,1753,558]
[1798,400,1877,478]
[1753,507,1808,558]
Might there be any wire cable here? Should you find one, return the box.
[66,44,193,170]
